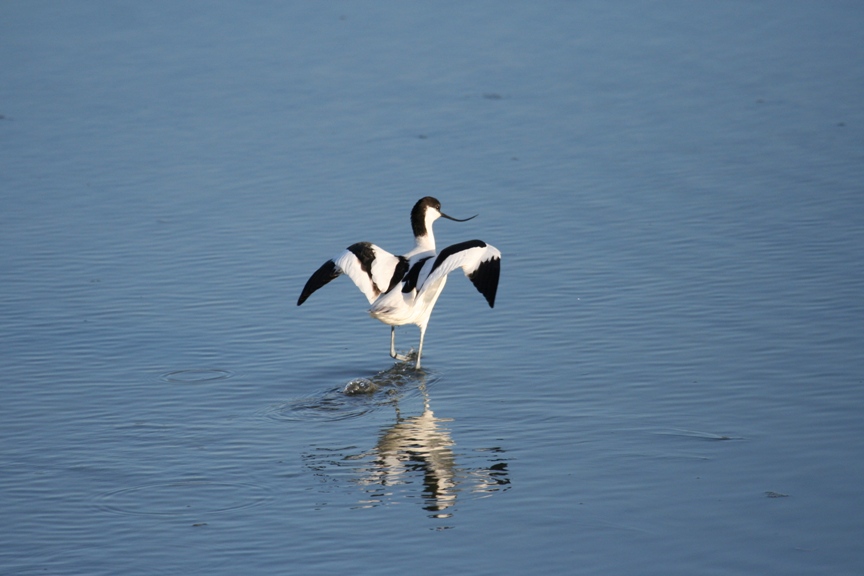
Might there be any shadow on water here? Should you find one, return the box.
[300,370,511,521]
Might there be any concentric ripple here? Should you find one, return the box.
[261,388,383,422]
[95,479,271,516]
[161,368,234,383]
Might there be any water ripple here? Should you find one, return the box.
[261,389,382,422]
[161,368,234,383]
[95,479,271,516]
[261,363,431,423]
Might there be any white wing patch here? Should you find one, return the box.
[418,240,501,307]
[298,242,404,306]
[332,249,379,304]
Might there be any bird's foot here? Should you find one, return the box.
[390,349,414,363]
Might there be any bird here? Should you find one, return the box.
[297,196,501,369]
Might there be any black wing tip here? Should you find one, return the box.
[297,260,339,306]
[469,256,500,308]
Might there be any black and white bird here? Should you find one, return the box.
[297,197,501,369]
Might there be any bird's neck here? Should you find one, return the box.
[405,232,436,259]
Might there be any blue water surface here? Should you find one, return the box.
[2,2,863,575]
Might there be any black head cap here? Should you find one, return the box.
[411,197,441,237]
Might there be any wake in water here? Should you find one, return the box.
[261,360,428,422]
[342,355,424,395]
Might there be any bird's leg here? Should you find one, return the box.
[415,324,427,370]
[390,326,409,362]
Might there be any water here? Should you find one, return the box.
[2,1,863,574]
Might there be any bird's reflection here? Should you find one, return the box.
[303,364,510,519]
[358,384,459,516]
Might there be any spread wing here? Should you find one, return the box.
[417,240,501,307]
[297,242,409,306]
